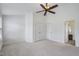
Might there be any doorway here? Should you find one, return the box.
[65,20,75,46]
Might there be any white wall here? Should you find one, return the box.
[0,16,2,28]
[47,4,79,44]
[0,15,2,50]
[2,12,34,44]
[2,15,26,44]
[25,12,33,42]
[47,15,64,43]
[75,4,79,47]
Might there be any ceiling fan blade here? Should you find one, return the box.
[40,4,46,10]
[48,11,55,14]
[48,4,58,10]
[44,11,47,16]
[36,10,44,13]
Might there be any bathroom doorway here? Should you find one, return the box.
[65,20,75,46]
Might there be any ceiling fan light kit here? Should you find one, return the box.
[36,3,58,16]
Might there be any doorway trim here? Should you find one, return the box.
[64,19,75,46]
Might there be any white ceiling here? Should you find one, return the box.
[0,3,57,15]
[0,3,42,15]
[0,3,79,15]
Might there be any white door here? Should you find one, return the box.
[34,23,46,41]
[47,23,55,40]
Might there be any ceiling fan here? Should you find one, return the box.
[36,3,58,16]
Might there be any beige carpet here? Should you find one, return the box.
[1,40,79,56]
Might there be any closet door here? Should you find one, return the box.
[34,23,46,41]
[34,24,40,41]
[33,13,47,42]
[0,16,2,50]
[47,23,55,40]
[38,23,46,40]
